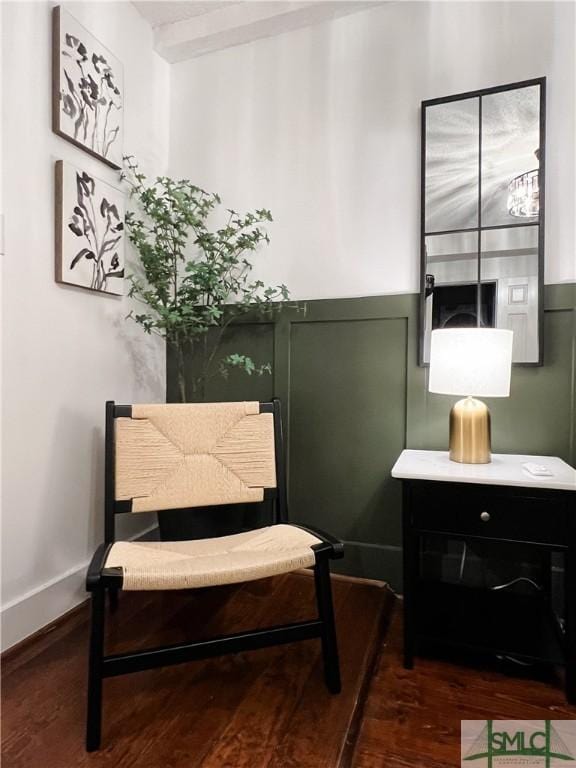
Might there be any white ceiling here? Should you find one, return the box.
[134,2,239,29]
[134,1,384,62]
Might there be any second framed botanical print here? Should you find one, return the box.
[55,160,125,295]
[52,6,123,169]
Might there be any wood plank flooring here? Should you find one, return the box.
[1,571,393,768]
[3,575,574,768]
[352,604,576,767]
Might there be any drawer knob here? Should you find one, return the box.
[480,511,491,522]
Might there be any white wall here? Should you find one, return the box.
[1,1,169,650]
[168,1,576,300]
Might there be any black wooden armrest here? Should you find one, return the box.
[293,524,344,560]
[86,543,116,591]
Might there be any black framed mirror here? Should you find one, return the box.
[419,78,546,365]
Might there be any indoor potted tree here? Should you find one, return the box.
[122,156,289,403]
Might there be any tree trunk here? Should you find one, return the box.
[174,338,188,403]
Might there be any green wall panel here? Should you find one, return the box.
[167,322,275,403]
[167,283,575,589]
[287,318,407,546]
[205,322,275,403]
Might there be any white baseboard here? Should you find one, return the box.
[0,525,159,652]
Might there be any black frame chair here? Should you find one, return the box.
[85,398,343,751]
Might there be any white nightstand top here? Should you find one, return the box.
[392,450,576,492]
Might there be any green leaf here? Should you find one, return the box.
[122,156,288,395]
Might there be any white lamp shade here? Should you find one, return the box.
[429,328,513,397]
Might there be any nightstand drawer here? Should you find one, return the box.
[411,484,568,545]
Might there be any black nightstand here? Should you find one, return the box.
[392,449,576,702]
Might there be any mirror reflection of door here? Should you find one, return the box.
[420,80,544,365]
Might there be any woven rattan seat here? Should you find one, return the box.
[105,524,321,590]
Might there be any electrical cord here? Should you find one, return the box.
[495,654,534,666]
[459,541,467,581]
[491,576,542,592]
[457,541,544,667]
[458,541,543,593]
[491,577,543,666]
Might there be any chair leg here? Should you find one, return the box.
[108,587,119,613]
[86,589,106,752]
[314,556,341,694]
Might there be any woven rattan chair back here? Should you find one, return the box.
[114,401,276,511]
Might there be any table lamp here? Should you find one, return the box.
[428,328,514,464]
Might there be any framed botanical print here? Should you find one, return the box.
[55,160,125,295]
[52,6,124,169]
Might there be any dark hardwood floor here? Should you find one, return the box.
[2,575,574,768]
[352,604,575,767]
[1,571,392,768]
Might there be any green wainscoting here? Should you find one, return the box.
[167,284,576,589]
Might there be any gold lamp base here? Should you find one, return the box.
[449,396,491,464]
